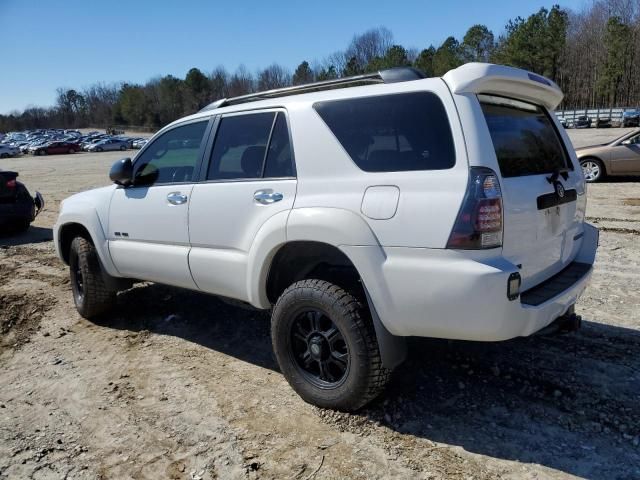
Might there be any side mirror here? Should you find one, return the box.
[622,140,631,145]
[109,158,133,186]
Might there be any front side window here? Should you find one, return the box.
[480,95,571,178]
[207,111,295,180]
[626,134,640,145]
[134,120,208,186]
[313,92,456,172]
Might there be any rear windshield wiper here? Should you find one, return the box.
[546,167,569,184]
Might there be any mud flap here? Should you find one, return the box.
[363,287,407,370]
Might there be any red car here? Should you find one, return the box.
[32,141,81,155]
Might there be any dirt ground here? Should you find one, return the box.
[0,129,638,480]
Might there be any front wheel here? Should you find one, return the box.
[69,237,116,318]
[580,158,604,183]
[271,279,390,411]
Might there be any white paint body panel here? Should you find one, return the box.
[108,184,197,289]
[188,179,296,300]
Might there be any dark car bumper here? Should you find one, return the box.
[0,200,34,225]
[0,192,43,226]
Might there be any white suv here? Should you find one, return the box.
[54,63,598,411]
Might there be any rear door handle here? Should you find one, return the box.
[167,192,188,205]
[254,190,283,204]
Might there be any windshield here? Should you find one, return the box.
[479,94,570,178]
[609,128,640,145]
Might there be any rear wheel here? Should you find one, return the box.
[69,237,116,318]
[271,279,390,411]
[120,145,126,151]
[96,147,103,152]
[580,158,604,183]
[68,148,74,154]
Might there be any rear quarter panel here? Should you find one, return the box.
[287,79,468,248]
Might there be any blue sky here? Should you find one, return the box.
[0,0,586,114]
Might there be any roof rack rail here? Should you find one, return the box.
[199,67,426,112]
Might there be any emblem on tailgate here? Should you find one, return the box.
[555,182,565,198]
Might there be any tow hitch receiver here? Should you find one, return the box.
[535,307,582,336]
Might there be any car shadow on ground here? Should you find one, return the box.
[601,175,640,183]
[93,283,640,479]
[0,226,53,247]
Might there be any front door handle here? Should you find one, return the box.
[167,192,188,205]
[254,190,283,205]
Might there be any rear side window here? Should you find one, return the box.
[264,113,295,178]
[480,95,571,178]
[207,111,295,180]
[314,92,455,172]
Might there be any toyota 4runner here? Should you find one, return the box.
[54,63,598,411]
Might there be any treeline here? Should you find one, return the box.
[2,0,640,132]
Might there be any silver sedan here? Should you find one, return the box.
[87,139,129,152]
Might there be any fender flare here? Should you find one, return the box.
[54,203,120,279]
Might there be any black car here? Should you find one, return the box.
[596,117,612,128]
[575,116,592,128]
[622,110,640,127]
[0,170,44,232]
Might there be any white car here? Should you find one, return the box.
[54,63,598,411]
[0,144,20,158]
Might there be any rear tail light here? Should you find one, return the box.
[6,179,16,189]
[447,167,503,249]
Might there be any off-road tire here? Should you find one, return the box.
[271,279,390,411]
[69,237,116,318]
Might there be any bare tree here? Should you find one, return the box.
[257,63,291,91]
[345,27,393,70]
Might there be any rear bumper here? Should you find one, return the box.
[343,223,599,341]
[0,200,34,224]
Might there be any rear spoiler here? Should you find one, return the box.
[442,63,563,111]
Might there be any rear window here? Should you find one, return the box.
[480,95,571,178]
[314,92,455,172]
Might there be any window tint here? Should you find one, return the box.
[207,112,275,180]
[313,92,455,172]
[264,113,295,178]
[480,95,570,178]
[134,120,208,186]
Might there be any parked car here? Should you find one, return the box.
[87,138,129,152]
[575,115,592,128]
[54,64,597,411]
[32,141,81,155]
[595,117,611,128]
[576,128,640,182]
[622,110,640,127]
[81,138,104,151]
[0,144,20,158]
[558,117,569,128]
[132,138,148,149]
[0,170,44,232]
